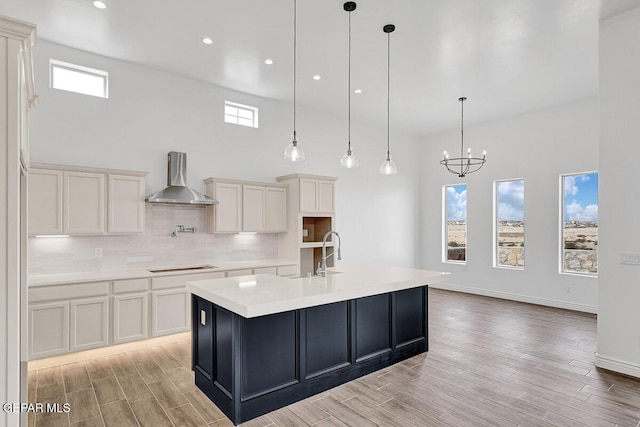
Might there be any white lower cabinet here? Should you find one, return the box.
[70,297,109,352]
[28,301,69,359]
[151,289,190,337]
[28,265,298,359]
[112,293,148,344]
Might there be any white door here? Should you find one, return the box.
[28,301,69,359]
[64,171,105,234]
[243,185,265,232]
[151,289,190,336]
[318,180,335,213]
[265,187,287,232]
[28,169,63,235]
[112,293,148,344]
[214,182,242,232]
[70,297,109,352]
[108,174,145,233]
[300,179,318,212]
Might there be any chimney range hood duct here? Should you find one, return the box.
[145,152,218,205]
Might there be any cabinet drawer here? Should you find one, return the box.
[226,269,253,278]
[152,272,225,290]
[277,265,298,277]
[29,282,109,303]
[253,267,277,275]
[112,278,149,294]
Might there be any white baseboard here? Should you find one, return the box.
[595,353,640,379]
[429,282,597,314]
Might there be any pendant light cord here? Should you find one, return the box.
[460,98,464,175]
[347,10,351,150]
[293,0,297,139]
[386,31,391,160]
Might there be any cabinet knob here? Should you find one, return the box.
[200,310,206,326]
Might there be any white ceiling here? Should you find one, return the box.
[2,0,640,136]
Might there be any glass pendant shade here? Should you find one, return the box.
[379,156,397,175]
[340,147,359,168]
[284,134,305,162]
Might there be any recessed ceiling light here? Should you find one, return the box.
[354,89,362,94]
[202,37,213,45]
[92,1,107,9]
[264,59,274,65]
[313,75,321,81]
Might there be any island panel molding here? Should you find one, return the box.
[187,265,449,424]
[191,286,428,425]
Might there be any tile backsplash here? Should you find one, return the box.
[29,204,278,275]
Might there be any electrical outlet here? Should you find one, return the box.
[567,286,572,294]
[94,248,102,258]
[620,253,640,265]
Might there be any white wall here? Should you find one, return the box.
[29,40,421,269]
[597,7,640,378]
[419,98,599,312]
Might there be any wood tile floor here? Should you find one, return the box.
[28,289,640,426]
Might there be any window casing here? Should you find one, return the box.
[224,101,259,128]
[50,59,108,98]
[494,179,525,269]
[443,184,467,263]
[560,172,598,275]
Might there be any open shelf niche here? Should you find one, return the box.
[276,174,338,277]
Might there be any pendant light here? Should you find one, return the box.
[380,24,397,175]
[340,2,359,169]
[284,0,305,162]
[440,97,486,177]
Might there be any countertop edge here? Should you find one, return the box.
[28,259,298,287]
[187,267,451,318]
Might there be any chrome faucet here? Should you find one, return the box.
[171,225,196,237]
[316,230,341,277]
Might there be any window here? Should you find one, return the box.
[444,184,467,263]
[50,59,108,98]
[495,179,525,269]
[561,172,598,275]
[224,101,259,128]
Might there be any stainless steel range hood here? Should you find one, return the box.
[145,152,218,205]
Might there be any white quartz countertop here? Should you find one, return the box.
[28,259,298,287]
[186,265,451,318]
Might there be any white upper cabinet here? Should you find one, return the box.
[300,179,319,212]
[205,178,287,233]
[243,185,266,232]
[64,171,105,234]
[278,174,337,213]
[265,187,287,232]
[318,180,335,213]
[108,174,145,233]
[212,181,243,232]
[28,169,63,235]
[28,164,147,235]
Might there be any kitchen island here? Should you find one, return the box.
[186,265,450,425]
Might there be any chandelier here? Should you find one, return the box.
[440,97,486,177]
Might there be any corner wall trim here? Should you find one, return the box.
[429,283,597,314]
[595,353,640,379]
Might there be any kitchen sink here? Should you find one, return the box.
[148,264,217,273]
[292,270,342,279]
